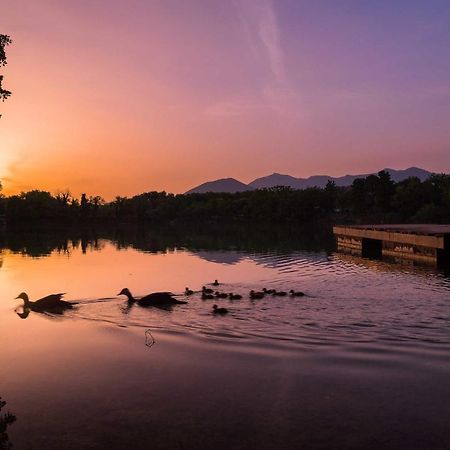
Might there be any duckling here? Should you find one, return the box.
[185,287,194,296]
[229,293,242,300]
[289,290,305,297]
[263,288,276,295]
[14,292,74,312]
[215,291,228,298]
[212,304,228,315]
[274,290,287,297]
[250,290,265,300]
[202,292,214,300]
[118,288,187,306]
[212,279,220,286]
[202,286,214,294]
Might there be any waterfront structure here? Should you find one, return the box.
[333,224,450,265]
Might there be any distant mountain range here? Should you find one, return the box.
[185,167,433,194]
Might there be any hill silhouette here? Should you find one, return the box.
[185,178,251,194]
[186,167,432,193]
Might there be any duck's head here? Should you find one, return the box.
[289,290,294,293]
[15,292,29,303]
[117,288,132,299]
[213,304,218,309]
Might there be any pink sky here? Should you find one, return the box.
[1,0,449,199]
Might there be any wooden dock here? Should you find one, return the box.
[333,224,450,265]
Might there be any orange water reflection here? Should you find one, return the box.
[1,239,450,449]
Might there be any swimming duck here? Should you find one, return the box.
[289,290,305,297]
[212,279,220,286]
[263,288,276,295]
[212,304,228,315]
[118,288,187,306]
[202,286,214,294]
[14,292,74,312]
[229,293,242,300]
[202,292,214,300]
[215,291,228,298]
[274,290,287,297]
[250,290,265,300]
[185,287,194,296]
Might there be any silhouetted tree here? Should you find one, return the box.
[0,34,12,104]
[2,172,450,226]
[375,170,395,213]
[55,190,71,206]
[324,180,338,212]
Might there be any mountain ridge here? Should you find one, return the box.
[185,167,433,194]
[185,177,251,195]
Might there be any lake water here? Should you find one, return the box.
[1,229,450,449]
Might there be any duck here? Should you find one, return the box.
[212,279,220,286]
[118,288,187,306]
[14,292,74,312]
[202,292,214,300]
[289,290,305,297]
[229,293,242,300]
[212,304,228,315]
[215,291,228,298]
[185,287,194,296]
[263,288,276,295]
[202,286,214,294]
[274,290,287,297]
[250,290,265,300]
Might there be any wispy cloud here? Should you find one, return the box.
[235,0,286,83]
[257,1,285,83]
[204,0,294,118]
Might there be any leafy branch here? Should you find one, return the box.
[0,34,12,103]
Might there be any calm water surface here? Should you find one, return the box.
[1,232,450,449]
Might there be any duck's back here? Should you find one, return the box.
[33,293,73,310]
[138,292,186,306]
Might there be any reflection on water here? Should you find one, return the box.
[0,397,16,449]
[0,224,335,257]
[1,227,450,449]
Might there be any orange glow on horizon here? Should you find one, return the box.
[1,1,449,199]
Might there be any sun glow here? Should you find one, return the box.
[0,134,23,192]
[1,1,449,198]
[0,149,12,176]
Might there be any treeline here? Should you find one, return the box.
[1,171,449,226]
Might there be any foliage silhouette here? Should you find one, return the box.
[0,396,16,450]
[0,34,12,105]
[0,171,449,228]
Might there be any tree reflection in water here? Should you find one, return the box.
[0,223,334,258]
[0,397,16,450]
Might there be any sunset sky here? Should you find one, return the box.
[1,0,449,199]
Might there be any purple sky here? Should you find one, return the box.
[1,0,449,197]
